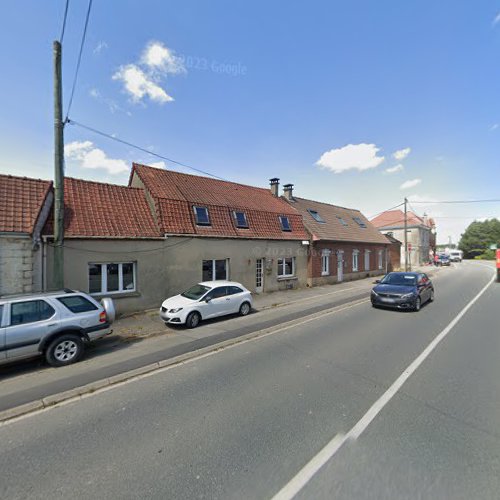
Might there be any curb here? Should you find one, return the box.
[0,296,369,425]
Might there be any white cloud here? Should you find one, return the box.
[93,41,108,54]
[148,161,166,169]
[316,143,385,173]
[65,141,129,175]
[385,164,404,174]
[112,64,173,104]
[400,178,422,190]
[393,147,411,161]
[141,41,186,74]
[493,12,500,25]
[490,123,498,131]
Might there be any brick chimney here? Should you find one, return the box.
[283,183,294,201]
[269,178,280,197]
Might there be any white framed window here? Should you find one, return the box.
[279,216,292,232]
[202,259,228,281]
[193,206,211,226]
[89,262,136,294]
[352,250,359,272]
[278,257,295,277]
[364,250,371,271]
[321,249,330,276]
[378,250,384,270]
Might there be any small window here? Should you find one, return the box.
[228,286,244,295]
[352,250,359,272]
[378,250,384,270]
[337,216,348,226]
[307,209,325,223]
[88,263,136,294]
[277,257,295,277]
[207,287,228,299]
[353,217,367,228]
[193,206,211,226]
[233,211,249,229]
[57,295,98,314]
[321,249,330,276]
[279,216,292,231]
[10,300,55,326]
[202,259,228,281]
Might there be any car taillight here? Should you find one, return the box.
[99,311,107,323]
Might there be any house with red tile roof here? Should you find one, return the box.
[280,184,390,286]
[370,209,437,267]
[129,164,309,299]
[0,174,53,295]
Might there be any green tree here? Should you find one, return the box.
[458,218,500,259]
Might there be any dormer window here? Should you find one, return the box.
[307,209,325,223]
[193,206,211,226]
[337,216,348,226]
[353,216,367,228]
[279,216,292,231]
[233,211,249,229]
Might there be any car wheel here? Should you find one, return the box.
[45,333,84,367]
[429,289,435,302]
[186,312,201,329]
[414,297,421,312]
[239,302,251,316]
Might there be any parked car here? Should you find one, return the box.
[437,254,451,266]
[160,281,253,328]
[371,272,434,311]
[0,290,115,367]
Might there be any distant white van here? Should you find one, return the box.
[449,250,463,262]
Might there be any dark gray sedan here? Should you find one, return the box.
[371,272,434,311]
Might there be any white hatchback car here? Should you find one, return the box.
[160,281,253,328]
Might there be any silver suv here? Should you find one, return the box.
[0,290,115,367]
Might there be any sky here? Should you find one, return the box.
[1,0,500,245]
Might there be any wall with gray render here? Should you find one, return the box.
[45,237,308,315]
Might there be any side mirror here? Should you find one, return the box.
[205,296,212,303]
[373,279,381,284]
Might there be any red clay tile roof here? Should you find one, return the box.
[287,197,389,244]
[45,177,162,238]
[371,209,431,229]
[0,174,52,234]
[131,164,309,240]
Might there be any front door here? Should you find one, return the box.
[255,259,264,293]
[337,251,344,282]
[203,286,231,319]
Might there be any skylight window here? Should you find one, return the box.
[307,209,325,223]
[336,216,348,226]
[353,216,367,228]
[279,216,292,231]
[233,211,249,229]
[193,206,211,226]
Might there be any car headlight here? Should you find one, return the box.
[401,293,415,299]
[169,307,183,313]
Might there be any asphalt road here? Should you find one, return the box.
[1,262,498,499]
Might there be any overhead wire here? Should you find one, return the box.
[64,0,93,123]
[66,119,230,181]
[59,0,70,43]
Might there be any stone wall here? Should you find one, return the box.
[0,235,38,295]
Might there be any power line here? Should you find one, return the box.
[59,0,70,43]
[410,198,500,204]
[66,119,229,181]
[64,0,93,122]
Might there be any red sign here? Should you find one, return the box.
[496,249,500,269]
[408,243,412,252]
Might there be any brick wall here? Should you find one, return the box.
[0,236,37,295]
[308,241,388,286]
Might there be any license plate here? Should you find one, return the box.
[380,297,395,303]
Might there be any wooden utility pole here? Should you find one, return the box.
[53,40,64,289]
[404,197,408,272]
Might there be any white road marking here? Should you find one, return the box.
[272,267,496,500]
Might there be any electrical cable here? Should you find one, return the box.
[59,0,70,43]
[64,0,93,122]
[66,119,229,181]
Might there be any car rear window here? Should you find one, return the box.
[57,295,98,314]
[228,286,244,295]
